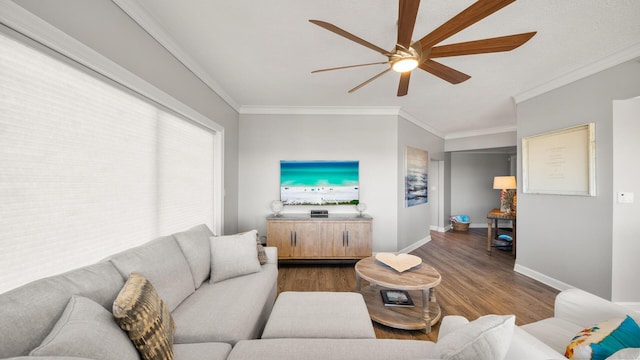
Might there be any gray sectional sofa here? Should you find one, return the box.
[5,223,630,360]
[0,224,278,360]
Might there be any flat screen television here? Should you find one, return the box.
[280,160,359,205]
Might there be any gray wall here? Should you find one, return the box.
[397,117,445,250]
[238,113,400,252]
[445,131,516,152]
[15,0,241,233]
[516,59,640,299]
[450,153,511,226]
[238,113,444,253]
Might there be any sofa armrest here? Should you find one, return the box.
[264,246,278,265]
[554,288,639,327]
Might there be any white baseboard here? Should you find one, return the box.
[398,235,432,254]
[514,264,574,291]
[430,225,448,232]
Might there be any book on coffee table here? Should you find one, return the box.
[380,290,415,307]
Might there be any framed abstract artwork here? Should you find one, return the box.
[404,146,428,207]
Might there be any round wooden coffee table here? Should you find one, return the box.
[355,256,442,333]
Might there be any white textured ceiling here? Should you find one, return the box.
[124,0,640,137]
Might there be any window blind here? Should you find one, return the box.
[0,29,216,293]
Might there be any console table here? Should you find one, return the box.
[266,214,372,260]
[487,208,516,257]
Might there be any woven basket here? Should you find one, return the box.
[452,222,470,232]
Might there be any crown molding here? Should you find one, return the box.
[445,125,517,140]
[0,0,224,134]
[112,0,240,112]
[398,110,445,139]
[239,105,401,116]
[514,42,640,104]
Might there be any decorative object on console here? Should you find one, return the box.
[270,200,283,216]
[356,202,367,216]
[493,176,516,213]
[375,253,422,272]
[310,210,329,218]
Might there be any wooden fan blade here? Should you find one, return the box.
[309,20,391,56]
[430,32,536,58]
[397,71,411,96]
[348,69,391,93]
[418,0,515,50]
[311,61,389,73]
[419,60,471,84]
[397,0,420,48]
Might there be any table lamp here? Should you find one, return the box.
[493,176,517,213]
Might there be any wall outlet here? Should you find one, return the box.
[617,192,634,204]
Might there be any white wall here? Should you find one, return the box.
[397,118,445,251]
[612,98,640,303]
[238,113,400,252]
[450,153,511,227]
[516,59,640,299]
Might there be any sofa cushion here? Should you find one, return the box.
[109,235,195,311]
[173,224,214,289]
[436,314,515,360]
[172,263,278,345]
[565,316,640,360]
[113,272,175,360]
[30,295,138,360]
[608,348,640,359]
[0,262,125,358]
[261,291,376,339]
[520,317,583,354]
[227,338,436,360]
[210,230,261,283]
[174,343,232,360]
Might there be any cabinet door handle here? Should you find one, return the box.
[290,231,293,247]
[346,231,349,246]
[342,231,346,247]
[294,232,297,246]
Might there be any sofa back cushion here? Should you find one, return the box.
[173,224,214,289]
[0,262,125,358]
[109,235,195,312]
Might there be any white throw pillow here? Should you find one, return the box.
[436,314,515,360]
[210,230,261,283]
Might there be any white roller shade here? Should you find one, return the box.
[0,29,216,293]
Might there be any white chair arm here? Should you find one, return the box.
[264,246,278,265]
[554,288,639,327]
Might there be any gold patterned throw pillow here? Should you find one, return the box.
[113,272,175,360]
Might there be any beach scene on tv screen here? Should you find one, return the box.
[280,160,359,205]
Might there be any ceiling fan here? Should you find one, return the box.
[310,0,536,96]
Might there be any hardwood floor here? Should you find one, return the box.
[276,228,558,341]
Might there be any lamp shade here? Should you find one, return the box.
[493,176,517,190]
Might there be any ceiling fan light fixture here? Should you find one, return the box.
[391,57,419,73]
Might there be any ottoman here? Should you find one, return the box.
[261,291,376,339]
